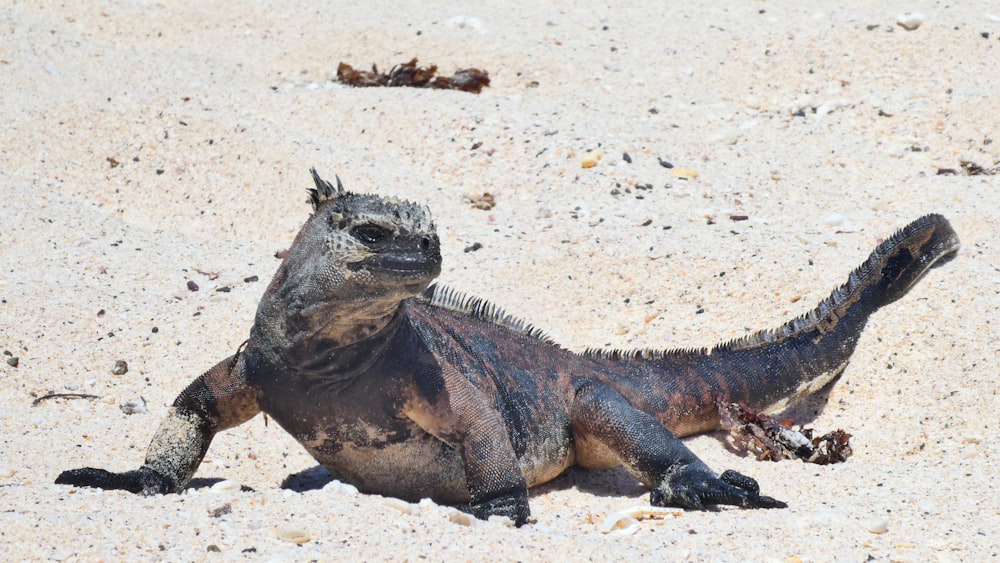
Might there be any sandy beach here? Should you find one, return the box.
[2,1,999,560]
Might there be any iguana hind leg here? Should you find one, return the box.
[56,352,260,494]
[570,379,785,510]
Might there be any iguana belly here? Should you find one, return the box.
[305,427,473,504]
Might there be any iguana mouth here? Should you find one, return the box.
[366,252,441,280]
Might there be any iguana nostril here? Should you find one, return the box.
[421,236,431,251]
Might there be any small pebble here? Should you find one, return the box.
[275,526,311,544]
[208,503,232,517]
[120,397,148,415]
[581,150,602,168]
[186,280,199,291]
[6,357,18,368]
[622,152,632,163]
[111,360,128,375]
[657,157,674,169]
[896,12,924,31]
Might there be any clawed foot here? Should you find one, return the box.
[55,466,175,495]
[469,492,531,527]
[651,467,786,510]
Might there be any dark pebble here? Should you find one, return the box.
[216,286,232,293]
[244,275,259,283]
[112,360,128,375]
[187,280,199,291]
[658,158,673,169]
[464,242,483,253]
[6,357,18,368]
[622,152,632,163]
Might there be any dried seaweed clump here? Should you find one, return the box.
[336,58,490,94]
[717,398,852,465]
[936,160,1000,176]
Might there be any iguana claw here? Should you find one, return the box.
[650,466,787,510]
[469,492,531,527]
[55,466,175,496]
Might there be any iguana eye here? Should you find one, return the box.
[351,224,391,245]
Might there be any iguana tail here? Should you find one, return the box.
[591,214,960,436]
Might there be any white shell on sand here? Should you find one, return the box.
[896,12,925,30]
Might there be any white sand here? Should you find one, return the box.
[2,1,998,560]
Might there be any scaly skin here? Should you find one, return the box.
[56,169,960,526]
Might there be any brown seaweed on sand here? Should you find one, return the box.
[336,58,490,93]
[717,398,853,464]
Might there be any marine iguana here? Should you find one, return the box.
[56,169,960,526]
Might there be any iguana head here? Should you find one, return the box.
[303,168,441,293]
[255,169,441,350]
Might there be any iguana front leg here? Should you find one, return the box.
[56,352,260,494]
[570,380,786,510]
[406,363,530,526]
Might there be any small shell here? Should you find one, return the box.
[600,513,639,534]
[276,526,311,544]
[616,505,683,520]
[383,497,420,515]
[209,479,242,493]
[448,510,476,527]
[487,514,516,527]
[322,479,359,495]
[670,168,699,180]
[896,12,924,31]
[867,518,889,534]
